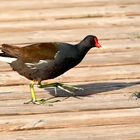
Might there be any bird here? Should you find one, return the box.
[0,35,101,105]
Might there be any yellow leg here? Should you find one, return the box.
[24,81,60,105]
[30,81,37,102]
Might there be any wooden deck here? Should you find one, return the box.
[0,0,140,139]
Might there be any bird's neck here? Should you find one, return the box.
[78,42,91,57]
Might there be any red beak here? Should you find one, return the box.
[94,38,102,48]
[96,43,101,48]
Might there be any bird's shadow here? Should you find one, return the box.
[44,81,140,97]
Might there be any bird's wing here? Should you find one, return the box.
[1,43,59,62]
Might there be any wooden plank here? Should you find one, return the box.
[0,79,139,115]
[79,50,140,67]
[0,92,140,116]
[0,0,139,10]
[0,2,139,20]
[0,124,140,140]
[0,0,139,139]
[0,15,139,32]
[0,108,140,131]
[61,65,140,82]
[0,26,139,44]
[0,0,139,44]
[0,79,140,100]
[1,1,139,18]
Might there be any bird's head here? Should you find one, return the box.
[82,35,102,48]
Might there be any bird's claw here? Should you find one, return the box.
[24,98,60,105]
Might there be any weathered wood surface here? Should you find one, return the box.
[0,0,140,140]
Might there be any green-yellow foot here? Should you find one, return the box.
[27,81,60,105]
[24,97,60,105]
[38,82,84,96]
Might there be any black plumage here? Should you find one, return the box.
[0,35,101,105]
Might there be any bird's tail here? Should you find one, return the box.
[0,44,18,63]
[1,44,19,57]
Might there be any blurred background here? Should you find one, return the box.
[0,0,139,45]
[0,0,140,140]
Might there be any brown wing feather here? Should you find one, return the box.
[1,43,59,62]
[1,44,21,57]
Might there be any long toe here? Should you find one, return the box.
[37,82,84,96]
[24,98,61,105]
[60,84,84,92]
